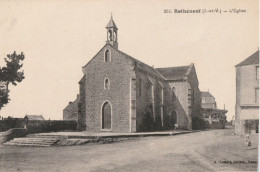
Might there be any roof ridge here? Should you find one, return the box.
[185,63,194,76]
[116,49,165,80]
[82,43,108,68]
[235,50,259,67]
[155,65,190,70]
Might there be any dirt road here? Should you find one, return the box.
[0,128,258,172]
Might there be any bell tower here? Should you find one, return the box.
[106,15,118,50]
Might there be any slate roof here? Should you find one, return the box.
[106,17,118,30]
[82,43,193,81]
[25,115,45,121]
[201,91,214,98]
[155,66,190,81]
[116,49,165,80]
[235,50,259,67]
[64,95,80,112]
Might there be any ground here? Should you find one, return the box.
[0,128,258,172]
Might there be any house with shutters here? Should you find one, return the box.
[235,50,259,134]
[68,16,201,132]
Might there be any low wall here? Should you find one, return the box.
[0,119,25,132]
[0,119,77,133]
[26,120,77,134]
[0,128,27,144]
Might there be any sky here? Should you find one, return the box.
[0,0,258,121]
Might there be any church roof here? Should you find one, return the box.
[106,17,118,30]
[235,50,259,67]
[155,65,190,81]
[201,91,214,98]
[116,49,165,80]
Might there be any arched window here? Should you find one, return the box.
[104,78,110,90]
[171,87,175,100]
[113,31,117,41]
[105,50,110,62]
[108,30,112,41]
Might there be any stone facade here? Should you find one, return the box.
[72,17,202,132]
[78,76,86,131]
[63,95,79,121]
[157,64,202,130]
[235,50,259,134]
[81,45,132,132]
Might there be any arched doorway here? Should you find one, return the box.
[170,111,178,127]
[102,102,111,129]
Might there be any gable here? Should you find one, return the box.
[156,66,189,81]
[187,64,199,86]
[236,50,259,67]
[82,43,165,80]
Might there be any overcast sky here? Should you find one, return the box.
[0,0,258,121]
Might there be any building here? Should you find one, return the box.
[24,115,45,121]
[63,95,79,121]
[235,50,259,134]
[201,91,227,129]
[201,91,217,109]
[156,64,202,130]
[71,16,201,132]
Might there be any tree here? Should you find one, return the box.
[0,51,25,110]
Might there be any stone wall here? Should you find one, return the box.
[82,44,132,132]
[169,81,190,130]
[187,66,202,118]
[0,128,27,144]
[135,69,175,131]
[78,75,86,131]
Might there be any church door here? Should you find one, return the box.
[102,102,111,130]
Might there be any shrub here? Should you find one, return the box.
[192,117,208,130]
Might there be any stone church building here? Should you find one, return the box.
[64,17,201,133]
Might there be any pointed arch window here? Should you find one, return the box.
[104,78,110,90]
[104,49,111,62]
[113,31,117,41]
[108,30,113,41]
[171,87,175,101]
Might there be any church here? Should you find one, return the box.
[65,16,201,133]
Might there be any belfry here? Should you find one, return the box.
[106,15,118,49]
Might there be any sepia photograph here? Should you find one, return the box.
[0,0,259,171]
